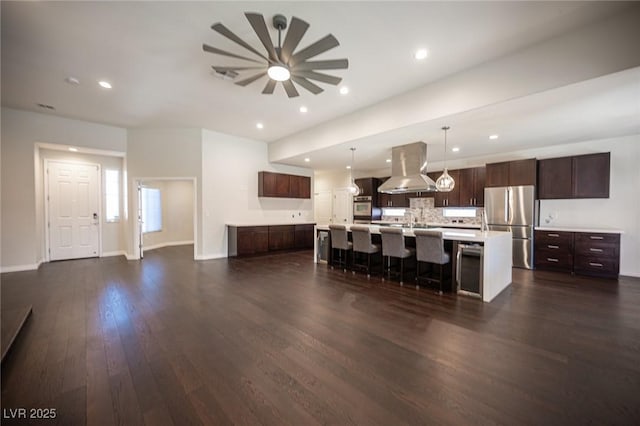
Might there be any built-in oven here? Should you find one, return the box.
[353,196,372,217]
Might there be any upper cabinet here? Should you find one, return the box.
[458,166,486,207]
[431,170,460,207]
[258,171,311,199]
[537,153,610,199]
[485,158,537,187]
[354,177,380,197]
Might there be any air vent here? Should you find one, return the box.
[37,103,55,110]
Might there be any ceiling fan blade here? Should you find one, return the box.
[280,16,310,64]
[292,70,342,85]
[282,80,300,98]
[212,66,264,72]
[291,76,324,95]
[293,59,349,71]
[245,13,278,62]
[211,23,269,62]
[203,43,263,64]
[289,34,339,66]
[262,79,277,94]
[235,72,267,87]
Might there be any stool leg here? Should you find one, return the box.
[400,258,404,285]
[366,253,371,278]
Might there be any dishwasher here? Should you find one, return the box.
[457,244,484,298]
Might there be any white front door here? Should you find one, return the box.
[47,160,100,261]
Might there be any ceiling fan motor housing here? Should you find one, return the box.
[273,14,287,31]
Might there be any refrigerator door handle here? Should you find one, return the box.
[504,189,509,223]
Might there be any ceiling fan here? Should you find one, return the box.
[202,12,348,98]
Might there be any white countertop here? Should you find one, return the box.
[535,226,624,234]
[316,224,510,243]
[227,222,316,227]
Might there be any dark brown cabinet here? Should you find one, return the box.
[537,153,610,199]
[534,229,620,278]
[537,157,573,199]
[378,192,409,208]
[258,171,311,199]
[228,223,315,256]
[294,224,315,249]
[534,230,574,272]
[354,178,380,197]
[486,159,536,187]
[458,166,486,207]
[573,153,610,198]
[268,225,295,251]
[234,226,269,256]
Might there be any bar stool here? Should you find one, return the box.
[350,225,381,278]
[380,227,415,285]
[414,229,451,293]
[328,224,353,272]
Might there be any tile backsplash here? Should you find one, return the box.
[381,197,483,225]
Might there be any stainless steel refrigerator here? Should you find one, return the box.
[484,185,537,269]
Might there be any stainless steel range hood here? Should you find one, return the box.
[378,141,437,194]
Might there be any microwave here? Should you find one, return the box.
[353,196,372,216]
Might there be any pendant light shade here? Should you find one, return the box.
[436,126,455,192]
[347,147,360,196]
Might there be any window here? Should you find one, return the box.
[105,169,120,222]
[141,187,162,233]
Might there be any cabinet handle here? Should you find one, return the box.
[548,233,560,237]
[547,245,559,249]
[589,236,604,240]
[470,198,473,205]
[474,198,477,205]
[547,258,559,262]
[589,248,603,253]
[589,262,603,267]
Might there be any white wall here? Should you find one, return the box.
[201,129,313,259]
[126,128,202,259]
[142,180,194,250]
[1,107,127,271]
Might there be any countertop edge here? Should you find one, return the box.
[534,226,624,234]
[227,222,316,227]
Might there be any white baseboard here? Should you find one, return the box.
[143,240,194,252]
[195,253,227,260]
[102,250,126,258]
[125,253,139,260]
[1,261,42,273]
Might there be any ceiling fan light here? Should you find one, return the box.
[267,65,290,81]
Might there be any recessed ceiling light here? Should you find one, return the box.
[339,86,349,95]
[299,106,308,113]
[68,147,78,152]
[414,48,429,60]
[489,134,499,140]
[256,122,264,129]
[98,80,112,89]
[65,76,80,85]
[452,147,460,152]
[346,165,351,169]
[386,159,391,163]
[304,158,310,162]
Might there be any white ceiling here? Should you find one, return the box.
[2,1,638,171]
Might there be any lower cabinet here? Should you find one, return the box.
[229,224,315,256]
[534,230,620,278]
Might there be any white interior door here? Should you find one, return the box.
[47,161,100,260]
[314,190,332,224]
[332,189,352,224]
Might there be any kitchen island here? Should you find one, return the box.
[315,224,512,303]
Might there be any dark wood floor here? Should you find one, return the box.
[2,245,639,425]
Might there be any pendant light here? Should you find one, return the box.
[436,126,455,192]
[346,147,360,196]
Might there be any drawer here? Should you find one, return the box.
[535,251,573,271]
[574,255,619,277]
[574,243,618,258]
[575,232,620,245]
[535,230,574,246]
[536,241,572,254]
